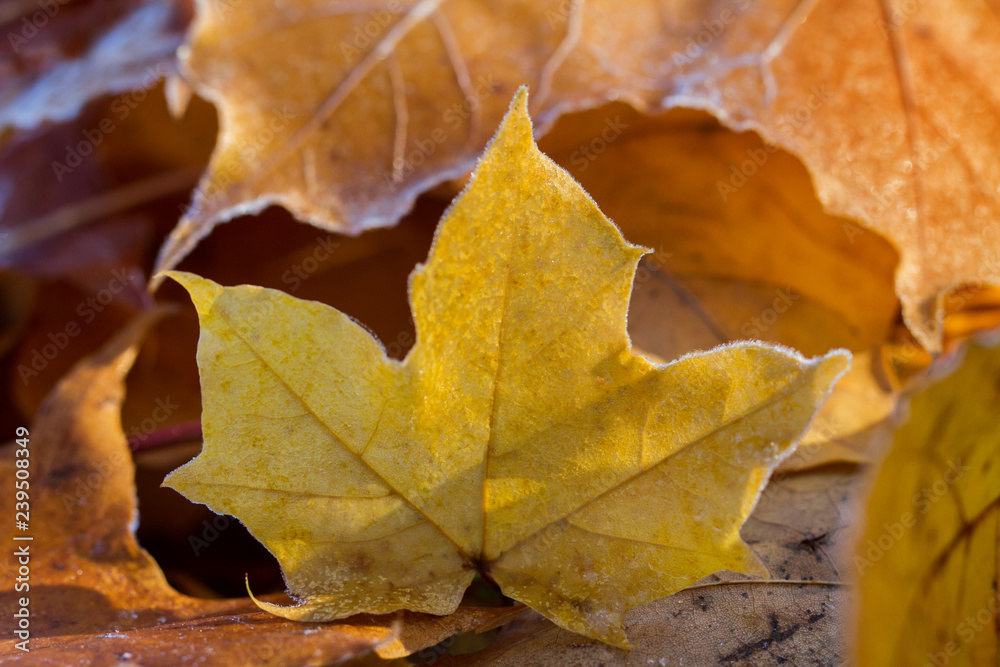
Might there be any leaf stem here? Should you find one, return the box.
[682,578,847,592]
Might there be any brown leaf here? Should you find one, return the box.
[538,0,1000,353]
[10,279,144,419]
[0,124,153,284]
[0,310,508,664]
[154,0,568,277]
[538,106,899,353]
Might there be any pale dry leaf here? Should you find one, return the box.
[0,0,185,131]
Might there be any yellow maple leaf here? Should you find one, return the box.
[854,340,1000,666]
[163,89,848,648]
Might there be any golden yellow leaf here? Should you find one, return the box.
[164,89,849,648]
[854,340,1000,666]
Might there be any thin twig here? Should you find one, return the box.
[4,167,202,254]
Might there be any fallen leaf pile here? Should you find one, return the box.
[1,0,998,664]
